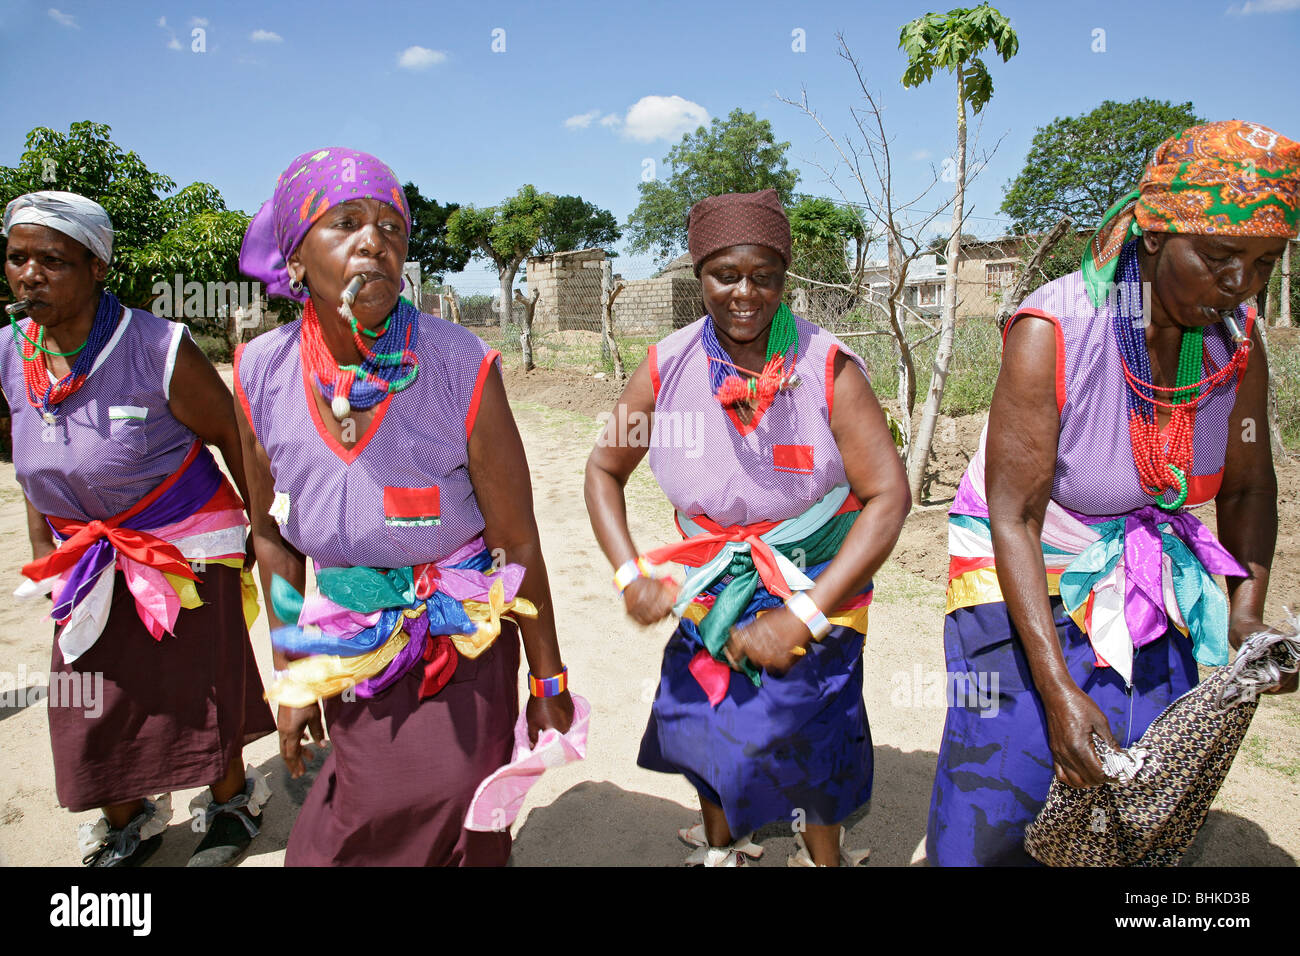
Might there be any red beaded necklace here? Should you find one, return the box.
[1112,244,1249,510]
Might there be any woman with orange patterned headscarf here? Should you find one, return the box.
[927,121,1299,866]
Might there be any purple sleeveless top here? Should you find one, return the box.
[235,314,497,570]
[0,307,197,521]
[648,314,867,526]
[953,266,1246,518]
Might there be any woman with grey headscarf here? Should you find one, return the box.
[1,191,275,866]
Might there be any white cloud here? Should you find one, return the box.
[396,46,447,70]
[912,148,932,161]
[48,8,77,28]
[599,113,622,128]
[168,36,182,50]
[621,95,709,142]
[251,28,282,43]
[157,16,167,27]
[191,16,209,27]
[564,110,601,129]
[1227,0,1300,12]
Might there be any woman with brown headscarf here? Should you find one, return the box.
[586,189,910,866]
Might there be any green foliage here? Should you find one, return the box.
[404,182,469,284]
[536,195,621,255]
[0,121,245,308]
[626,108,800,260]
[448,186,622,280]
[854,317,1002,416]
[1000,99,1202,232]
[899,3,1018,114]
[1271,329,1300,451]
[787,196,867,284]
[1266,249,1299,326]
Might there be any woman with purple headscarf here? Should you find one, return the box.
[236,147,572,866]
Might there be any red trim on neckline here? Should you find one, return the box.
[1004,308,1066,415]
[465,350,500,437]
[300,348,392,465]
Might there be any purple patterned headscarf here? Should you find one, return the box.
[239,147,411,300]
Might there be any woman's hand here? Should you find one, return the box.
[1042,685,1116,788]
[277,702,326,778]
[526,690,574,746]
[724,607,810,677]
[1230,616,1298,695]
[622,575,678,626]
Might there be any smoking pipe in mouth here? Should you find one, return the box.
[1218,308,1250,346]
[5,299,32,316]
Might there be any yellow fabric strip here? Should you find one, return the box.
[266,622,410,708]
[160,559,261,629]
[945,568,1063,614]
[456,577,538,659]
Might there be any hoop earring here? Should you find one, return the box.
[289,276,305,295]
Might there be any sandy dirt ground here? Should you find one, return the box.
[0,363,1296,867]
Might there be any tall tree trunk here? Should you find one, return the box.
[907,66,967,503]
[1282,240,1292,328]
[600,259,627,381]
[498,267,514,328]
[516,290,539,371]
[886,222,915,461]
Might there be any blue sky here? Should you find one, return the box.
[2,0,1298,293]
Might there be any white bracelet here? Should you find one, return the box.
[786,591,831,641]
[614,558,643,594]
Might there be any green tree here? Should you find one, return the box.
[446,184,554,329]
[536,195,621,255]
[0,121,245,309]
[1000,99,1202,232]
[786,195,867,285]
[900,2,1018,502]
[403,182,470,284]
[626,108,800,260]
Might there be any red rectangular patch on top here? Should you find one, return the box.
[383,486,441,527]
[773,444,814,475]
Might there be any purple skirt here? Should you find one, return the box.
[925,599,1199,866]
[285,623,520,867]
[48,564,275,812]
[638,620,873,835]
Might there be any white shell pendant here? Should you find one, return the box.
[42,411,56,425]
[331,394,351,420]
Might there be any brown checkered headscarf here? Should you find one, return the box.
[687,189,792,276]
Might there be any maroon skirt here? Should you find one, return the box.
[285,622,520,867]
[48,564,276,812]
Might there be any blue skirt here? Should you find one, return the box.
[925,598,1199,866]
[637,619,873,835]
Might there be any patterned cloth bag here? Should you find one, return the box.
[1025,612,1300,867]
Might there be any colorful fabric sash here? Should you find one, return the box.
[265,536,537,708]
[948,427,1246,685]
[639,483,871,692]
[16,442,253,663]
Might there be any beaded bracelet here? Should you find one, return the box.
[786,591,831,641]
[528,665,568,698]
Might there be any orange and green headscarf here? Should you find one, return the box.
[1082,120,1300,307]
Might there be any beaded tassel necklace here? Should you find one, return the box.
[300,297,420,420]
[13,291,121,425]
[1112,242,1248,511]
[700,303,800,417]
